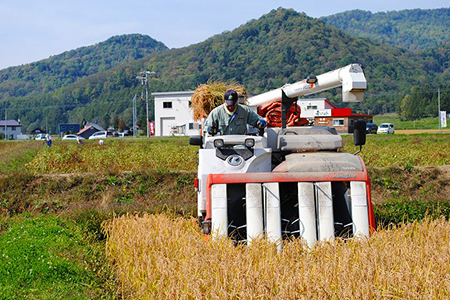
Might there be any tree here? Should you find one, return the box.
[118,117,125,132]
[137,115,147,135]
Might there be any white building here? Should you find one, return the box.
[152,91,335,136]
[152,91,203,137]
[0,120,22,139]
[298,98,336,119]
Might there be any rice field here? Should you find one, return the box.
[105,214,450,299]
[25,138,197,174]
[20,133,450,174]
[4,134,450,298]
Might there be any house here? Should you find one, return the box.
[77,122,105,139]
[152,91,201,136]
[31,127,46,135]
[298,98,336,119]
[314,108,374,134]
[0,120,22,139]
[59,123,81,138]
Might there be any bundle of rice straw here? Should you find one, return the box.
[191,81,248,121]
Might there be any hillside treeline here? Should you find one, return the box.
[322,8,450,51]
[0,8,449,133]
[0,34,167,99]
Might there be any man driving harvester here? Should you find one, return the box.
[205,89,267,136]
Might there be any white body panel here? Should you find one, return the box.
[263,183,282,251]
[316,182,334,241]
[298,182,317,247]
[211,184,228,238]
[246,184,264,243]
[350,181,370,237]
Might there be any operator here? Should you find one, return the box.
[204,89,267,135]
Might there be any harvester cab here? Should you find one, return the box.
[190,63,375,248]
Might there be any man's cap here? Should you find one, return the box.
[224,90,238,106]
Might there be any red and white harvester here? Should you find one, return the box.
[190,64,375,249]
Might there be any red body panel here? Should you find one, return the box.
[204,158,376,234]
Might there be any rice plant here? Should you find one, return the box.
[105,213,450,299]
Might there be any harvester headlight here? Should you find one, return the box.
[213,139,224,148]
[244,138,255,148]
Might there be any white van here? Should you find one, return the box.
[89,131,109,140]
[377,123,395,134]
[35,133,47,140]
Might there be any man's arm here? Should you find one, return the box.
[204,109,218,135]
[245,106,263,127]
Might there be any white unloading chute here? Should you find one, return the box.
[247,63,367,107]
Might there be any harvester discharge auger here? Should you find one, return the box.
[190,64,375,248]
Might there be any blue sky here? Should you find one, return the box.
[0,0,448,69]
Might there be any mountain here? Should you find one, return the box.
[321,8,450,51]
[1,8,449,133]
[0,34,168,99]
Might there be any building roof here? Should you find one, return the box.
[85,122,105,131]
[152,91,195,97]
[299,98,337,109]
[324,99,337,109]
[0,120,22,127]
[78,126,93,135]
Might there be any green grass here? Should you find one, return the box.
[0,141,42,173]
[0,214,116,299]
[373,114,448,130]
[374,198,450,227]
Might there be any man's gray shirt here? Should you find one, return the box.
[204,104,261,135]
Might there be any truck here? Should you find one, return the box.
[189,64,375,248]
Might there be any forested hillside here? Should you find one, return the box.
[0,34,168,99]
[322,8,450,51]
[1,8,449,133]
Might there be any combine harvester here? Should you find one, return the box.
[190,64,375,248]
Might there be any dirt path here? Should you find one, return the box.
[396,129,450,134]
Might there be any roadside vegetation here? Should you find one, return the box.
[1,135,449,298]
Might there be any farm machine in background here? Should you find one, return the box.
[190,64,375,248]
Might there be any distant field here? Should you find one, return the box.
[374,114,449,130]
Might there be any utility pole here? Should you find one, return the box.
[4,108,7,141]
[136,71,156,138]
[133,94,137,139]
[438,87,441,133]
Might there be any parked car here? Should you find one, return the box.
[377,123,395,134]
[88,131,110,140]
[62,134,84,141]
[35,134,47,140]
[365,123,378,134]
[117,132,129,138]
